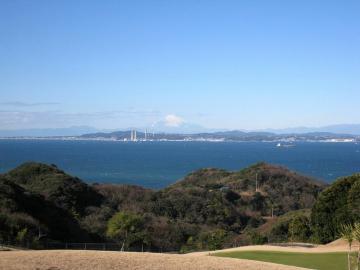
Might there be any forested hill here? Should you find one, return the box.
[169,163,324,213]
[0,161,345,252]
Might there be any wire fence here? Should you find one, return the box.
[45,242,123,251]
[0,240,175,253]
[1,240,317,253]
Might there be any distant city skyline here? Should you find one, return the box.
[1,1,359,130]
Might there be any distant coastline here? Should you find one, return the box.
[0,129,359,143]
[0,136,358,143]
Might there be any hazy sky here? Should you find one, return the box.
[1,0,359,130]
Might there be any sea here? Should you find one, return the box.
[0,139,360,189]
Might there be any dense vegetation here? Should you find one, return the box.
[0,161,358,252]
[311,174,360,243]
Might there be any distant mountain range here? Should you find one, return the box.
[2,124,360,138]
[148,123,360,136]
[261,124,360,135]
[0,126,98,137]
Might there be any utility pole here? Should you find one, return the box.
[255,173,258,192]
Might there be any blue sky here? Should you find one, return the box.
[1,0,359,130]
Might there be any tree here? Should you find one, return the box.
[348,181,360,221]
[340,223,354,270]
[352,223,360,269]
[199,229,227,250]
[106,211,144,251]
[248,231,267,245]
[311,175,360,243]
[251,192,265,212]
[288,216,311,243]
[16,228,28,243]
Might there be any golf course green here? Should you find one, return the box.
[214,251,348,270]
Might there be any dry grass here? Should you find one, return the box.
[325,238,359,248]
[0,250,307,270]
[1,239,351,270]
[187,238,355,258]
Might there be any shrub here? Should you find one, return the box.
[106,211,144,251]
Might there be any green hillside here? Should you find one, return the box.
[2,161,354,252]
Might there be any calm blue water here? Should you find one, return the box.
[0,140,360,189]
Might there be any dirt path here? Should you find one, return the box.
[0,250,308,270]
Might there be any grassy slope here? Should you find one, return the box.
[214,251,348,270]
